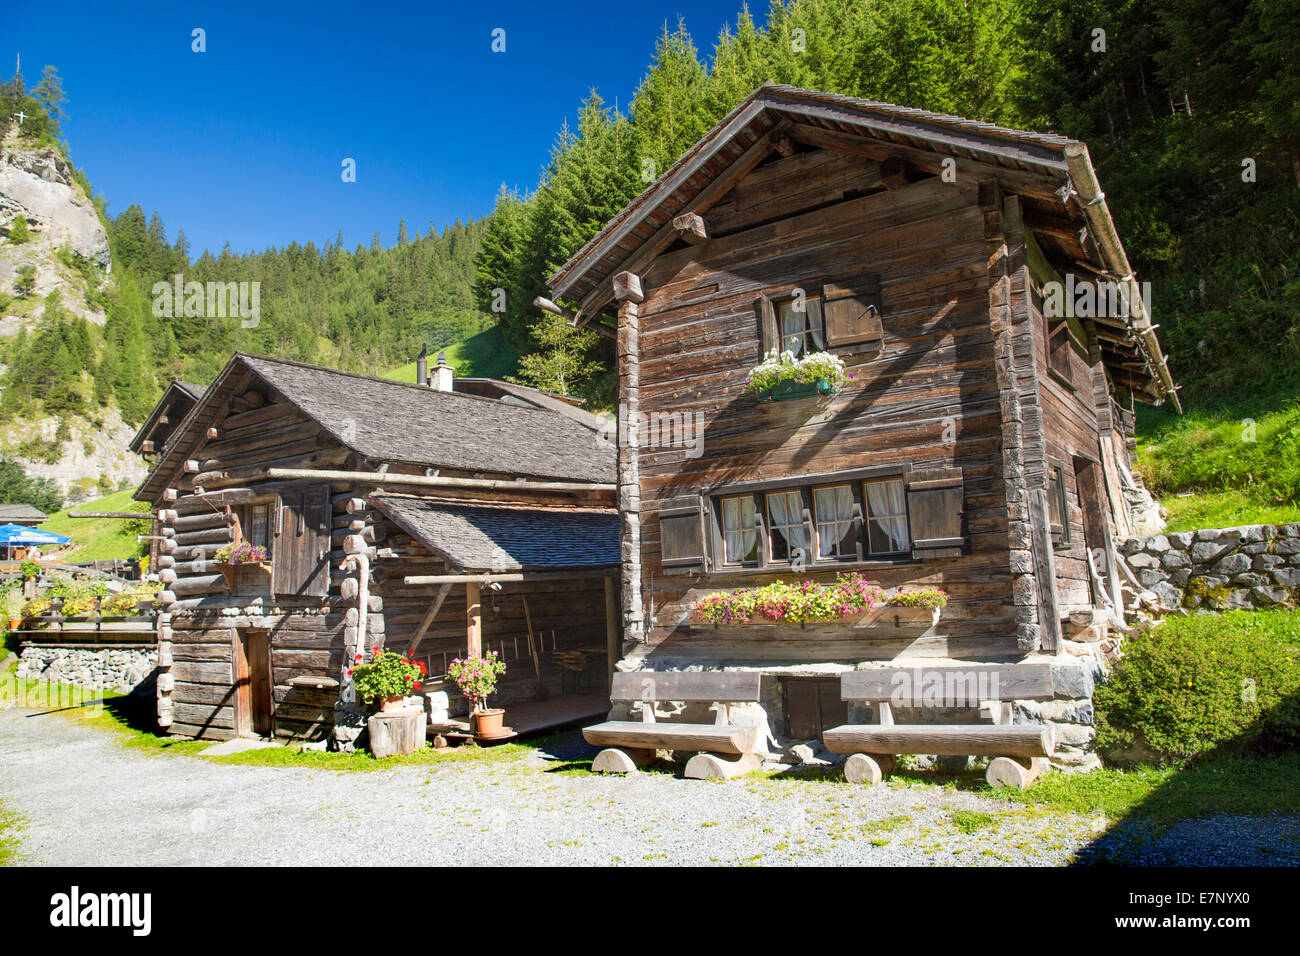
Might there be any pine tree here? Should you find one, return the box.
[8,214,29,244]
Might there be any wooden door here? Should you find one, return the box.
[782,678,848,740]
[234,629,274,737]
[1073,456,1110,606]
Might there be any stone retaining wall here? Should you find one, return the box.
[15,645,158,693]
[1119,523,1300,613]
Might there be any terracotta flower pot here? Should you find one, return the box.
[8,617,19,630]
[472,708,505,737]
[380,695,408,712]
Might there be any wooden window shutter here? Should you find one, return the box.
[273,484,332,597]
[822,274,883,349]
[905,467,966,558]
[659,495,706,575]
[754,294,778,356]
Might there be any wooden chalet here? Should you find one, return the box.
[134,353,618,742]
[547,86,1178,748]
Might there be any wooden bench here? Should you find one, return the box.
[584,672,763,779]
[822,664,1057,789]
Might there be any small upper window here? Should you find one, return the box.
[863,478,910,556]
[720,495,758,565]
[1048,466,1069,544]
[237,503,274,556]
[779,297,825,357]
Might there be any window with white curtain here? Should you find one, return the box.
[720,494,758,565]
[765,490,809,562]
[779,297,825,356]
[813,484,858,559]
[863,478,910,555]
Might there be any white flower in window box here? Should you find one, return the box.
[743,348,848,401]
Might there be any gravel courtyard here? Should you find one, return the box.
[1,705,1294,867]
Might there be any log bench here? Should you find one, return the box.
[822,664,1056,790]
[583,672,763,779]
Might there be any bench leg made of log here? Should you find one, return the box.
[684,751,762,781]
[844,753,897,785]
[592,747,655,774]
[986,756,1047,790]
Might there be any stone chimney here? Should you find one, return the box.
[432,351,454,392]
[415,345,428,387]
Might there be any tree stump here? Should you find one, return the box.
[367,708,423,758]
[592,747,654,773]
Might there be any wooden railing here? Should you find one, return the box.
[15,594,159,638]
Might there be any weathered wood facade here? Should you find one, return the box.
[135,354,618,742]
[548,86,1176,748]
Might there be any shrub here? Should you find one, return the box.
[886,586,949,609]
[1095,611,1300,765]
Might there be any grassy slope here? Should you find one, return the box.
[40,488,150,562]
[385,325,523,383]
[1135,400,1300,532]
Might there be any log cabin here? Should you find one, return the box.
[546,85,1178,753]
[134,352,619,742]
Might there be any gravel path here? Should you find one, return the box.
[1,706,1293,866]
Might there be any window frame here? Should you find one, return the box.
[717,493,761,568]
[706,467,914,573]
[776,294,826,358]
[234,499,278,559]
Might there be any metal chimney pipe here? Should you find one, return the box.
[415,345,428,387]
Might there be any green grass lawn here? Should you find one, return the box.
[1136,400,1300,532]
[40,488,150,563]
[0,801,22,866]
[386,325,523,384]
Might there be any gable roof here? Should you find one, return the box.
[128,379,209,455]
[548,84,1177,409]
[136,353,616,502]
[370,495,619,572]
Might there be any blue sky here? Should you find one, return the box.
[2,0,763,256]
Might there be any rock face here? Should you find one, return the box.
[1120,523,1300,613]
[0,142,109,265]
[0,403,147,504]
[0,135,110,330]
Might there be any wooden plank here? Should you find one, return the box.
[583,720,757,755]
[839,663,1054,703]
[823,723,1054,758]
[609,670,761,702]
[465,581,481,658]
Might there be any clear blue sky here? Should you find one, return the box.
[2,0,764,256]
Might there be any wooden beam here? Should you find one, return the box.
[267,467,614,493]
[612,271,644,304]
[879,155,909,189]
[65,511,151,519]
[604,576,620,693]
[466,581,482,659]
[671,212,709,244]
[407,582,453,656]
[403,568,618,586]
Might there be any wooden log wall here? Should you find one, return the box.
[633,158,1020,659]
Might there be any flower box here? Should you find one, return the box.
[218,561,273,595]
[756,377,836,403]
[703,604,939,631]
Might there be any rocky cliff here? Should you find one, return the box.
[0,128,146,502]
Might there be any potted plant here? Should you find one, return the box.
[743,348,849,402]
[214,543,271,593]
[350,650,426,711]
[447,652,508,738]
[4,587,24,630]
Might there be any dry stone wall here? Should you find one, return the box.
[1120,524,1300,613]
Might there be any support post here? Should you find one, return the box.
[466,581,482,659]
[615,272,645,644]
[604,575,620,691]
